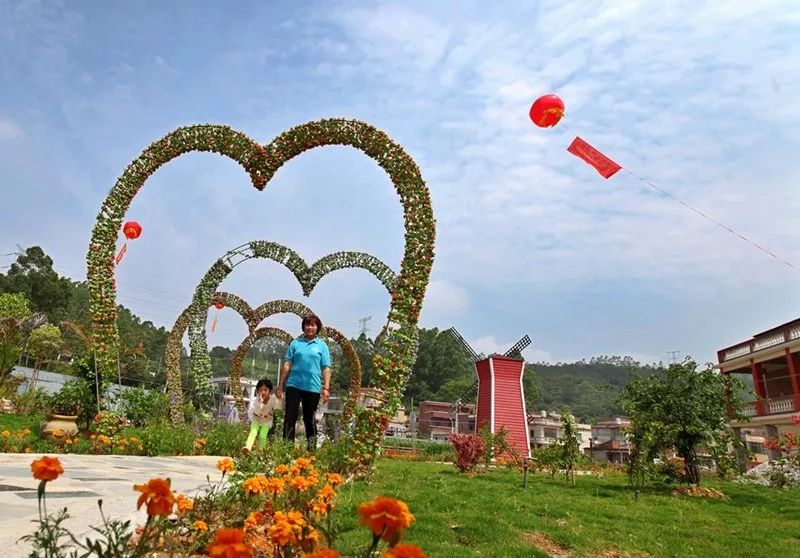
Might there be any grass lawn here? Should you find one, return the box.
[331,459,800,558]
[0,412,43,432]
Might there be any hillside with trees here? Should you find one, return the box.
[1,246,667,421]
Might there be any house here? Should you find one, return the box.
[716,318,800,460]
[416,400,476,441]
[211,376,259,419]
[528,411,592,453]
[589,417,631,464]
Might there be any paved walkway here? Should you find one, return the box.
[0,453,224,557]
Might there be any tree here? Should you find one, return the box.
[0,292,33,379]
[620,359,746,486]
[0,246,74,322]
[26,323,62,393]
[404,327,473,404]
[559,411,581,486]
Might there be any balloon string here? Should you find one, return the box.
[555,122,799,273]
[619,169,799,272]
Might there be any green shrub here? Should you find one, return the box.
[12,388,51,416]
[118,387,169,427]
[204,420,247,456]
[140,420,194,456]
[317,435,356,474]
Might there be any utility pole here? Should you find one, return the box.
[666,351,682,365]
[358,316,372,336]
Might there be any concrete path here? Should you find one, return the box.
[0,453,224,557]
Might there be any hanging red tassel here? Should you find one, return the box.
[115,243,128,265]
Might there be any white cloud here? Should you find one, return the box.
[420,280,469,325]
[0,118,21,140]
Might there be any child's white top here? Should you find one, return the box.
[248,394,282,426]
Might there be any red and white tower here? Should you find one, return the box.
[448,330,532,458]
[475,354,531,458]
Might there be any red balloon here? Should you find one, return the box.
[122,221,142,240]
[214,302,224,310]
[529,94,565,128]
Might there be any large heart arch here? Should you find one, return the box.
[87,118,435,468]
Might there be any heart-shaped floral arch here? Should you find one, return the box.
[175,240,395,411]
[87,118,435,469]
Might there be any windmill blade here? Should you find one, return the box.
[504,334,531,359]
[445,327,481,362]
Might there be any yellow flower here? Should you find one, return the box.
[24,447,31,454]
[52,429,64,438]
[2,430,11,437]
[193,520,208,532]
[128,436,139,443]
[217,457,235,474]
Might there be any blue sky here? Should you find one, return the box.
[1,0,799,365]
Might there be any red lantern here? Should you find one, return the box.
[214,302,224,310]
[123,221,142,240]
[529,94,565,128]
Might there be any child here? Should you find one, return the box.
[244,378,282,454]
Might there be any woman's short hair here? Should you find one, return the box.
[301,314,323,332]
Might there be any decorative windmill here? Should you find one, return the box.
[446,328,532,458]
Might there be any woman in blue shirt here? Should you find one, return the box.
[275,315,331,451]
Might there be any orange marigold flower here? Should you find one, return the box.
[31,456,64,481]
[176,493,194,514]
[217,457,235,474]
[243,511,264,532]
[193,520,209,532]
[264,477,285,495]
[24,447,31,453]
[207,528,252,558]
[129,436,139,443]
[21,427,31,435]
[89,433,97,441]
[293,457,313,470]
[304,550,341,558]
[324,472,344,487]
[274,464,290,476]
[133,478,175,517]
[382,543,426,558]
[358,497,415,541]
[52,428,64,438]
[243,475,268,495]
[268,518,296,547]
[1,430,10,437]
[317,484,336,501]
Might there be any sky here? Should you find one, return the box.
[1,0,799,366]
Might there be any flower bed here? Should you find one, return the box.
[22,452,427,557]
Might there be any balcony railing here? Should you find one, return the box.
[738,396,797,418]
[719,320,800,363]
